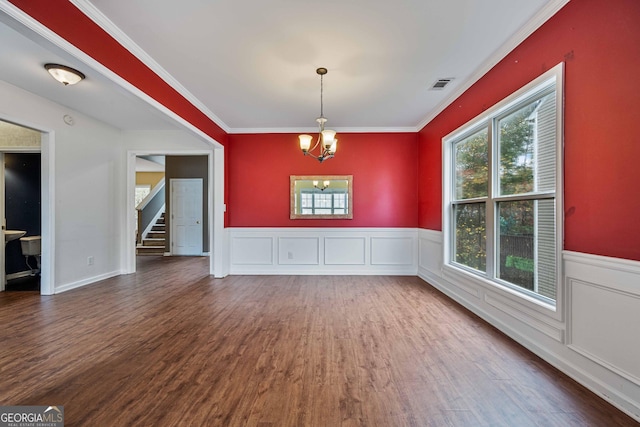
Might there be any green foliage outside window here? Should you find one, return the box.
[455,128,488,200]
[449,77,557,302]
[498,104,537,196]
[454,203,486,272]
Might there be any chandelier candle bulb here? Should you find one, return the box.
[299,134,312,152]
[321,129,336,148]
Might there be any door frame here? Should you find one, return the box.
[0,114,54,295]
[125,148,225,277]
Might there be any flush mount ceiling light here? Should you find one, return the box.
[44,63,85,86]
[298,67,337,163]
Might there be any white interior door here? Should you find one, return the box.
[171,178,203,256]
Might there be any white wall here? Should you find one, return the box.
[0,80,124,293]
[0,81,218,293]
[418,228,640,422]
[121,129,212,152]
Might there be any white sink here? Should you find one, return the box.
[5,230,26,243]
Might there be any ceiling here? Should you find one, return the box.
[0,12,182,131]
[0,0,565,133]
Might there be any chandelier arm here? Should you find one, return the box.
[304,150,320,160]
[307,132,322,154]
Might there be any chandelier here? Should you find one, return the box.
[298,67,337,162]
[313,180,330,191]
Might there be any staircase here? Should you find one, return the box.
[137,213,166,256]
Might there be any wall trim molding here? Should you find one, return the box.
[484,292,564,342]
[564,250,640,294]
[563,250,640,273]
[55,270,120,294]
[564,252,640,389]
[229,227,418,275]
[228,126,419,134]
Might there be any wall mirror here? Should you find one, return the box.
[290,175,353,219]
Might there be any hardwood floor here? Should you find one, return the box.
[0,256,637,426]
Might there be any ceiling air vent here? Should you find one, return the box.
[430,78,453,90]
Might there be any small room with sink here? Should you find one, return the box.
[0,120,41,291]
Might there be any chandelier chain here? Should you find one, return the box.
[319,73,324,120]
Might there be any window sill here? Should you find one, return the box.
[442,263,559,318]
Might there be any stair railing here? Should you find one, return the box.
[136,178,165,244]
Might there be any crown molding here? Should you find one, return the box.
[73,1,419,136]
[0,1,223,147]
[415,0,570,131]
[6,0,570,137]
[228,126,419,134]
[71,0,231,133]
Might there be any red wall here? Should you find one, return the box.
[418,0,640,261]
[228,133,418,227]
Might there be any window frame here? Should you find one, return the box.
[442,63,564,316]
[300,189,348,215]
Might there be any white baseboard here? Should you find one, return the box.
[55,270,121,294]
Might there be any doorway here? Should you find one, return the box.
[0,118,51,295]
[3,152,41,291]
[126,149,225,277]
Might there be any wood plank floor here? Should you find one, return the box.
[0,256,637,426]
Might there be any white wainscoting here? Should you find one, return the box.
[565,252,640,386]
[228,228,418,275]
[417,228,640,421]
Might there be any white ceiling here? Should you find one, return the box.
[0,1,566,133]
[136,156,165,172]
[0,12,181,131]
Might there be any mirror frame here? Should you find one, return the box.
[290,175,353,219]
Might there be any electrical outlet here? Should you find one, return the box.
[87,256,94,266]
[288,251,293,260]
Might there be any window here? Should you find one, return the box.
[300,190,348,215]
[135,185,151,208]
[444,65,562,306]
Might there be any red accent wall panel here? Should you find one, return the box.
[9,0,228,145]
[418,0,640,261]
[228,133,418,227]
